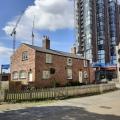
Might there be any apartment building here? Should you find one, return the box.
[75,0,120,64]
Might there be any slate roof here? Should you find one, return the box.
[23,43,86,60]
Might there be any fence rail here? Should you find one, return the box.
[4,83,116,102]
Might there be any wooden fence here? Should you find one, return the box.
[4,83,116,102]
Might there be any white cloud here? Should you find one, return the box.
[0,46,12,58]
[0,46,12,57]
[3,0,74,43]
[0,44,12,69]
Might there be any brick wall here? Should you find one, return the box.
[10,44,36,85]
[10,44,91,89]
[35,51,90,88]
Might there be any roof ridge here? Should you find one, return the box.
[22,43,84,60]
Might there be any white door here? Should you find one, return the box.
[79,71,83,83]
[28,72,33,82]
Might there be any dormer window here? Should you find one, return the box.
[22,51,28,61]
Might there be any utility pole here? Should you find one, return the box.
[10,11,24,53]
[32,16,35,45]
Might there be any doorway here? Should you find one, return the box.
[79,71,83,83]
[28,72,33,82]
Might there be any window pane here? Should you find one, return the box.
[84,60,88,67]
[46,54,52,63]
[67,58,72,66]
[13,71,18,80]
[22,51,28,61]
[43,70,50,79]
[67,69,72,79]
[19,70,26,79]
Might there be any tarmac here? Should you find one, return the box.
[0,90,120,120]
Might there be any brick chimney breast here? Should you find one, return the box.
[42,35,50,49]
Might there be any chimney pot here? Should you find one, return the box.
[42,36,50,49]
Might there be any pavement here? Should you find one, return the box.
[0,90,120,120]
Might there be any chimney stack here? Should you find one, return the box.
[42,35,50,49]
[71,47,76,54]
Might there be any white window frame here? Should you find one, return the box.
[83,71,88,78]
[84,60,88,67]
[12,71,18,80]
[67,69,72,79]
[43,70,50,79]
[22,51,28,61]
[46,54,52,64]
[19,70,27,79]
[67,58,72,66]
[28,71,33,82]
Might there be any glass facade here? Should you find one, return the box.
[75,0,81,53]
[96,0,105,63]
[75,0,119,65]
[108,0,117,64]
[83,0,92,62]
[96,0,117,64]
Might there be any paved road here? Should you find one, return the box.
[0,90,120,120]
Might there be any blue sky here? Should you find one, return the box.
[0,0,34,46]
[0,0,74,69]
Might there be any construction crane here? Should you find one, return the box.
[69,0,77,51]
[10,11,24,53]
[32,16,35,45]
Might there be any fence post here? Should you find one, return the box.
[0,90,4,103]
[30,90,32,100]
[1,89,7,102]
[54,87,56,99]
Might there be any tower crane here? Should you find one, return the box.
[10,11,24,53]
[70,0,77,51]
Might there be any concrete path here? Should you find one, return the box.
[0,90,120,120]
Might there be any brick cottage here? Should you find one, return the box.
[10,36,91,90]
